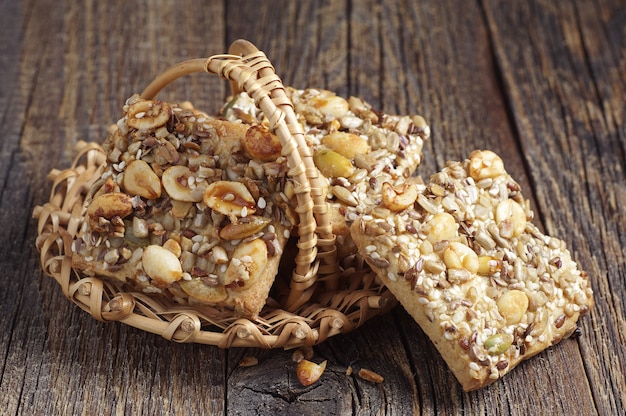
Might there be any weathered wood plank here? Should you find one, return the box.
[2,1,228,415]
[484,0,625,415]
[1,0,623,414]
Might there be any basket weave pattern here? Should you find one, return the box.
[33,41,395,349]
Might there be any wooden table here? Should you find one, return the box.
[2,0,624,414]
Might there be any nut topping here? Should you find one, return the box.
[495,199,527,238]
[162,165,204,202]
[126,100,171,130]
[242,124,282,161]
[142,245,183,286]
[219,216,271,240]
[87,192,134,232]
[468,150,505,180]
[224,239,268,290]
[122,160,161,200]
[203,181,257,217]
[381,182,419,212]
[313,149,354,178]
[426,212,458,244]
[321,132,371,159]
[497,289,529,325]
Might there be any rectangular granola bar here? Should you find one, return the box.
[351,150,593,390]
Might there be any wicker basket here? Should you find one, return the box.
[33,40,396,349]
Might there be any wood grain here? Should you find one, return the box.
[1,0,624,415]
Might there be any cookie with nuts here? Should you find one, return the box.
[72,95,296,318]
[350,150,594,390]
[222,87,431,259]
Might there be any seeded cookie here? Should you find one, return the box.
[350,150,594,390]
[222,88,430,259]
[72,95,295,318]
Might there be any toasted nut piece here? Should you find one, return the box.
[313,149,354,178]
[204,181,257,217]
[142,245,183,286]
[210,246,229,264]
[443,242,479,274]
[162,166,204,202]
[131,217,149,239]
[497,289,529,325]
[87,192,134,232]
[224,239,268,290]
[484,333,513,355]
[495,199,526,238]
[219,216,271,240]
[163,238,182,258]
[358,368,384,384]
[153,140,180,165]
[321,132,371,159]
[243,125,282,161]
[426,212,458,244]
[309,93,349,119]
[239,357,259,367]
[468,150,505,180]
[170,200,193,219]
[381,182,419,212]
[127,100,171,130]
[296,359,327,386]
[477,256,503,275]
[122,160,161,199]
[179,279,228,303]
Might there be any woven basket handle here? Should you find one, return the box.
[140,40,338,311]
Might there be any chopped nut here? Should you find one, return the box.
[296,359,327,386]
[163,238,182,258]
[443,242,479,274]
[381,182,419,212]
[321,132,371,159]
[126,100,171,130]
[162,165,204,202]
[87,192,134,232]
[122,160,161,199]
[468,150,505,180]
[497,289,529,325]
[358,368,384,384]
[224,239,268,290]
[495,199,526,238]
[219,216,271,240]
[426,212,458,243]
[243,124,282,161]
[142,245,183,286]
[309,93,349,120]
[477,256,503,275]
[203,181,257,217]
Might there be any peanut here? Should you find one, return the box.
[497,289,529,325]
[122,160,161,200]
[468,150,505,180]
[142,245,183,286]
